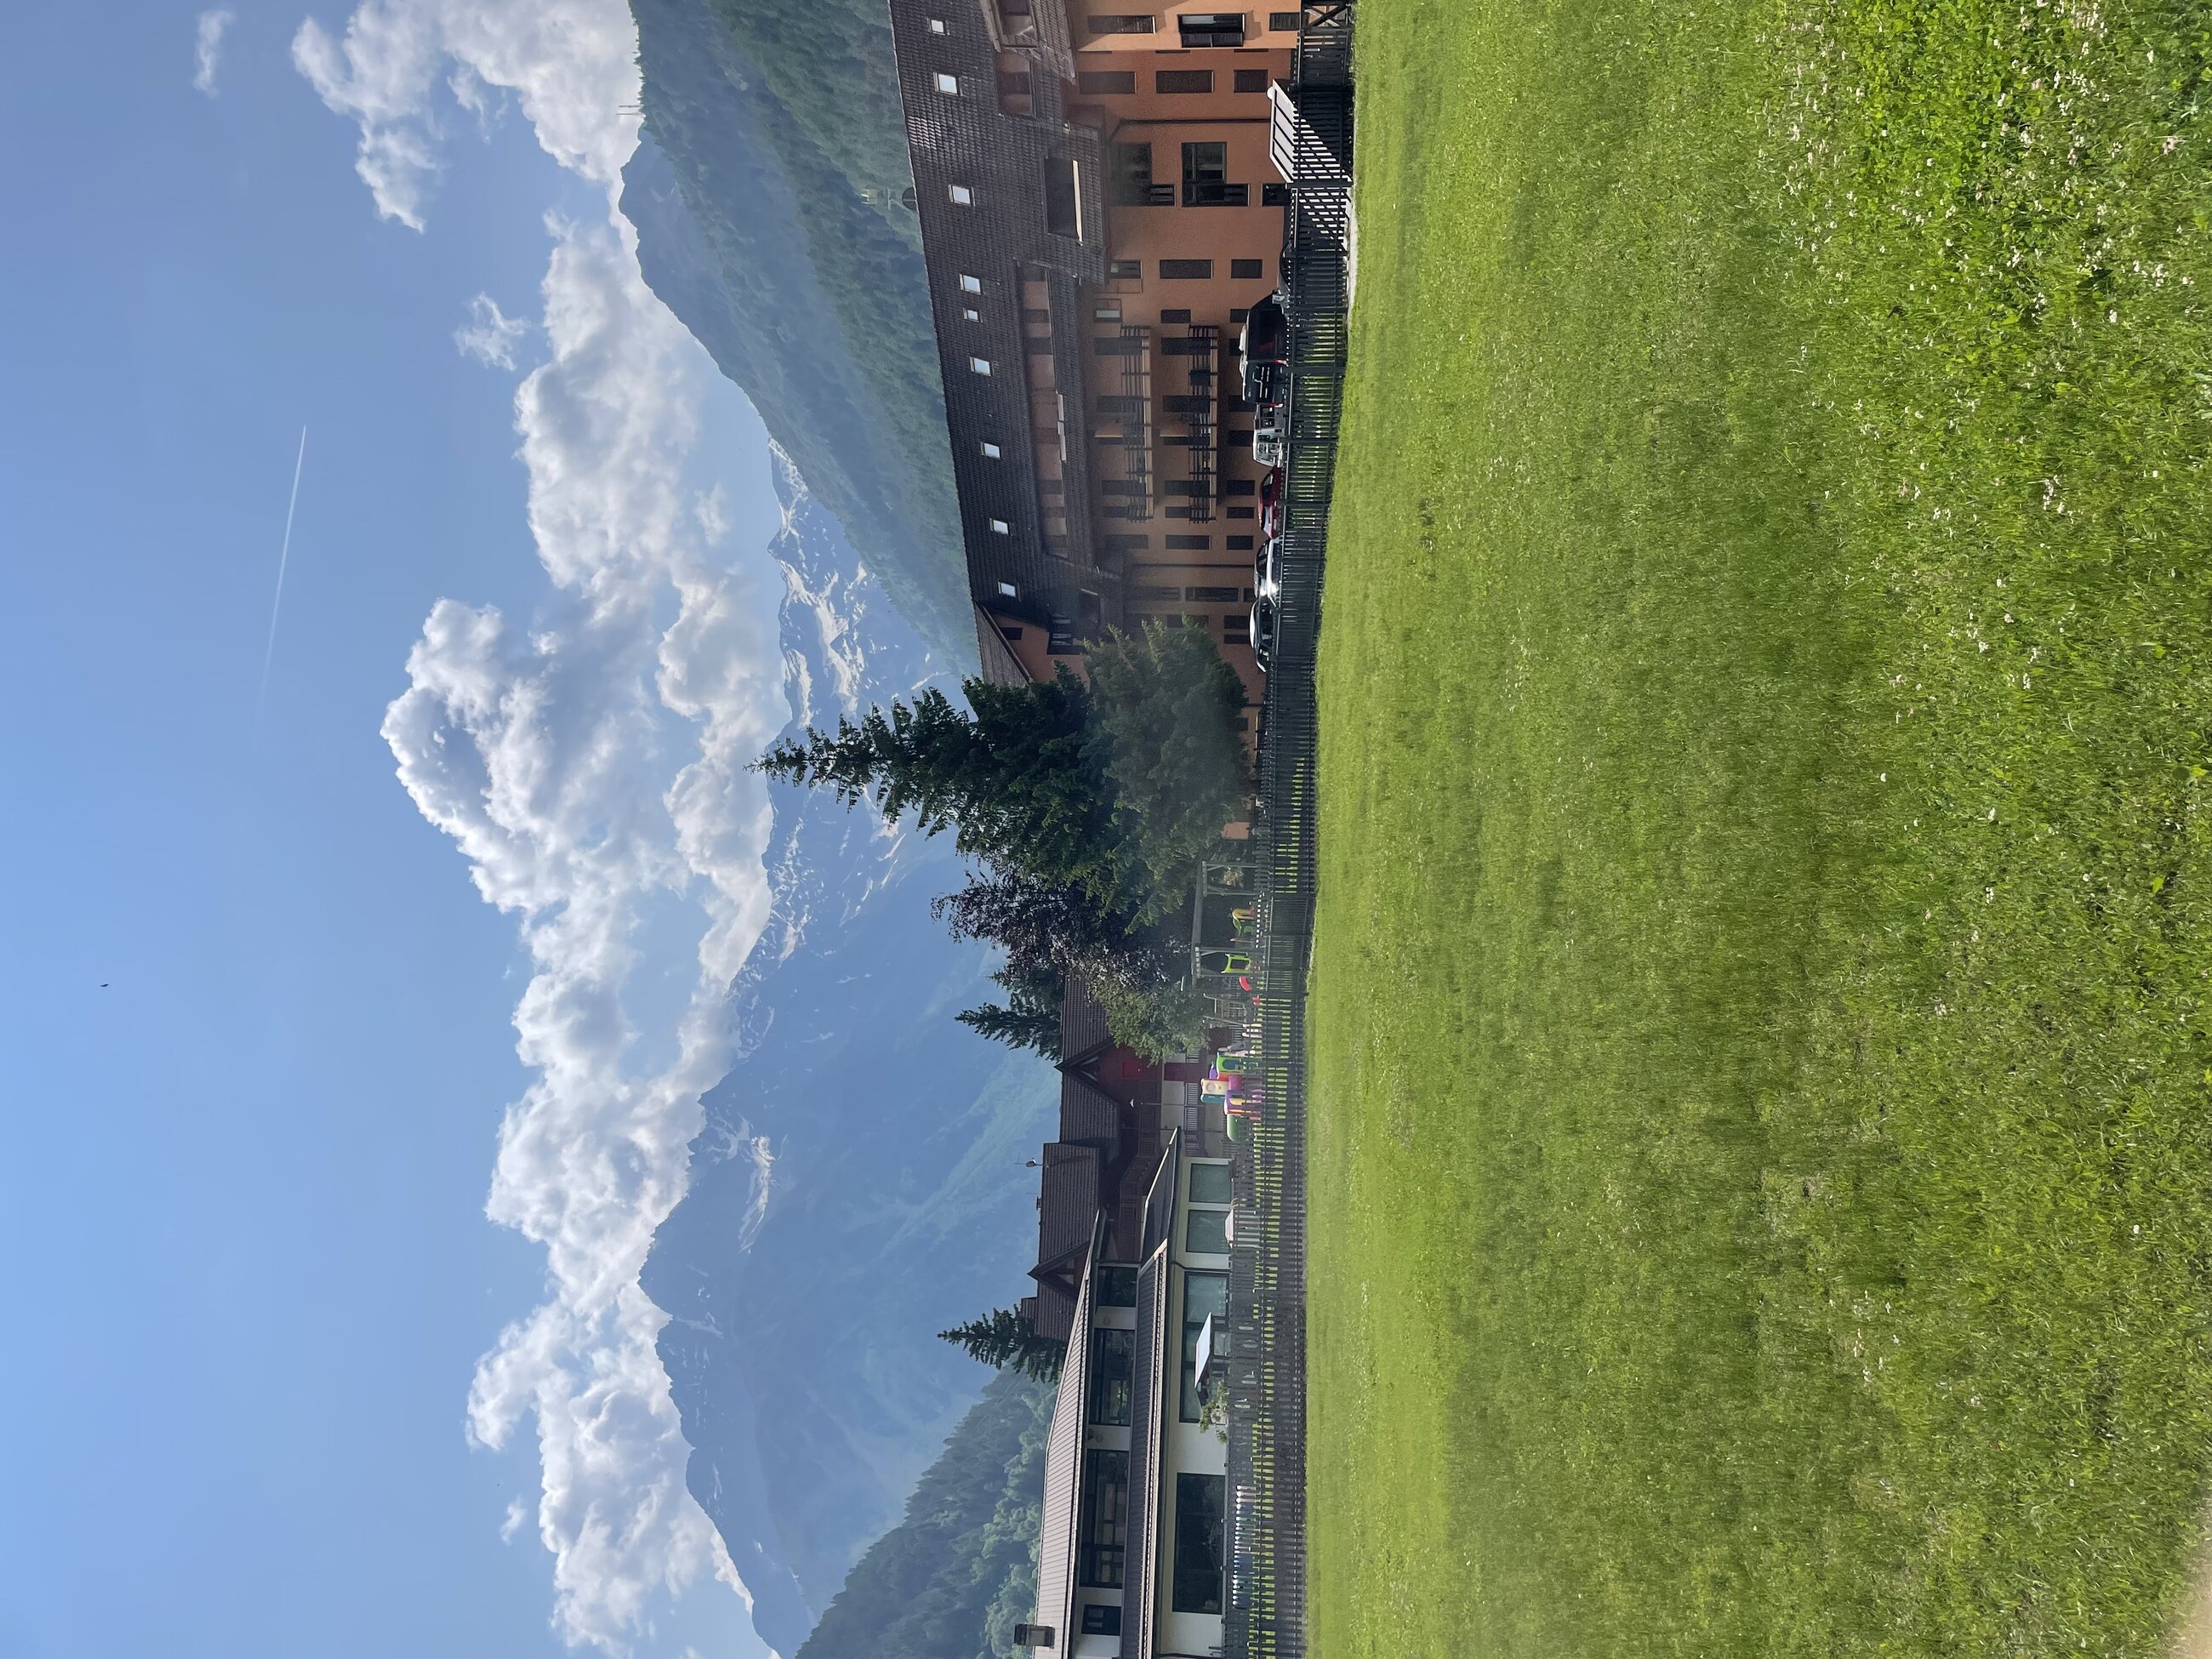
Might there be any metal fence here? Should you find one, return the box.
[1224,8,1356,1659]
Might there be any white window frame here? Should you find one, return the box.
[969,356,992,375]
[981,442,1002,459]
[959,273,983,294]
[990,522,1012,538]
[949,184,974,205]
[933,71,960,94]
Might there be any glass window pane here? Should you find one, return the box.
[1172,1474,1226,1613]
[1188,1162,1232,1206]
[1097,1265,1138,1307]
[1186,1208,1230,1256]
[1179,1272,1229,1419]
[1088,1327,1135,1426]
[1079,1450,1129,1587]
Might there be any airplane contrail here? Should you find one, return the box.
[256,425,308,718]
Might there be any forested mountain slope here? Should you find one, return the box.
[794,1371,1051,1659]
[624,0,969,663]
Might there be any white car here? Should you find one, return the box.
[1251,399,1286,468]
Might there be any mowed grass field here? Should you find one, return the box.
[1308,1,2212,1655]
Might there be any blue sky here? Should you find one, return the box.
[0,4,793,1655]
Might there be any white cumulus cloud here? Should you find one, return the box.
[457,293,532,368]
[293,0,639,231]
[299,3,790,1652]
[194,9,235,95]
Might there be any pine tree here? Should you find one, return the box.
[955,961,1065,1058]
[938,1307,1065,1381]
[755,672,1138,910]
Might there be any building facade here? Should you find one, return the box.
[1012,983,1239,1659]
[888,0,1297,723]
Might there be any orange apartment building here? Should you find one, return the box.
[887,3,1298,718]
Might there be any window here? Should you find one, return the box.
[1225,614,1251,645]
[1161,336,1213,358]
[1186,585,1240,602]
[1160,259,1214,280]
[1190,1161,1233,1204]
[1156,68,1215,94]
[1131,584,1182,601]
[1160,307,1193,324]
[929,17,948,32]
[1108,259,1143,281]
[1262,180,1291,206]
[949,183,974,204]
[1231,257,1264,279]
[1042,156,1083,238]
[1227,534,1255,552]
[1230,307,1251,323]
[1234,67,1270,92]
[1000,70,1033,97]
[969,356,991,374]
[1108,142,1154,207]
[1165,533,1211,550]
[959,273,983,294]
[1094,334,1144,356]
[1079,69,1137,94]
[1228,504,1255,518]
[1081,1605,1122,1637]
[997,580,1018,596]
[933,71,960,94]
[1180,1273,1228,1418]
[1179,9,1247,46]
[1182,142,1246,206]
[1172,1474,1227,1613]
[1270,9,1302,28]
[1097,1264,1139,1306]
[1078,1450,1129,1588]
[1187,1208,1232,1253]
[1088,13,1157,31]
[981,442,1002,458]
[962,306,980,321]
[990,519,1012,535]
[1227,476,1257,495]
[1088,1327,1135,1425]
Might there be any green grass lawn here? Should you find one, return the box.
[1308,1,2212,1654]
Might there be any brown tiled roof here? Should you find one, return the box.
[1059,977,1113,1069]
[1031,1141,1103,1286]
[1120,1240,1172,1659]
[1034,1234,1097,1654]
[973,605,1029,687]
[1058,1073,1122,1151]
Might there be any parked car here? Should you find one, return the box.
[1251,399,1286,469]
[1253,534,1280,601]
[1250,592,1279,676]
[1238,291,1288,403]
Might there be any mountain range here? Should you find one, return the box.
[624,0,972,666]
[639,458,1051,1656]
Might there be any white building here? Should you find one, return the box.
[1024,1129,1235,1659]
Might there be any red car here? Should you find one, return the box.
[1258,467,1283,540]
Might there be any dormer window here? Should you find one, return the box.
[949,184,974,205]
[934,71,959,94]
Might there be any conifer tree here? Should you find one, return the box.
[938,1306,1065,1381]
[955,961,1065,1058]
